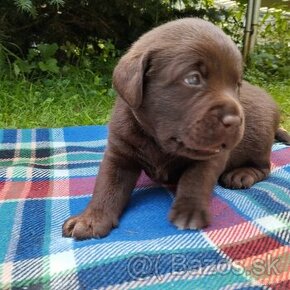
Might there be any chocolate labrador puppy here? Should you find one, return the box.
[63,18,289,239]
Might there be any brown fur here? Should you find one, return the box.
[63,18,287,240]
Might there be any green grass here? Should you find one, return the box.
[0,72,289,131]
[244,75,290,131]
[266,82,290,131]
[0,72,115,128]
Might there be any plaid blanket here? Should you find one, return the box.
[0,125,289,290]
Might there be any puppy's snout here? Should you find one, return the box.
[221,114,242,128]
[209,98,243,129]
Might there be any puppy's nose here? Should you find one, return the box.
[221,115,242,128]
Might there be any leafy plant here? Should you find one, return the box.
[14,0,64,15]
[0,0,288,84]
[1,1,227,55]
[214,2,246,49]
[9,39,121,78]
[246,8,289,81]
[97,39,119,63]
[13,43,60,76]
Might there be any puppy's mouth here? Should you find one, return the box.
[170,137,226,157]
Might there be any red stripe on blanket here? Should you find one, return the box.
[0,178,95,200]
[222,235,282,260]
[271,278,290,289]
[271,147,290,167]
[0,171,156,201]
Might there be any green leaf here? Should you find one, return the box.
[27,48,39,61]
[13,63,21,76]
[49,0,65,7]
[107,88,116,98]
[14,59,34,73]
[38,43,58,60]
[14,0,33,13]
[38,58,59,73]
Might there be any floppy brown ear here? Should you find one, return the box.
[112,51,149,109]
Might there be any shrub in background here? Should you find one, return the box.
[0,0,225,79]
[0,0,288,84]
[246,8,289,82]
[0,0,223,53]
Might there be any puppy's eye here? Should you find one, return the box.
[184,72,202,86]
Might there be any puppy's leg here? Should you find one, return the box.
[220,163,270,189]
[62,151,140,240]
[169,155,228,230]
[220,143,272,189]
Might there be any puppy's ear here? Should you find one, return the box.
[113,51,150,109]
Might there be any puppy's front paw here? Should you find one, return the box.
[169,200,210,230]
[62,208,118,240]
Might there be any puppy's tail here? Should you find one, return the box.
[275,128,290,145]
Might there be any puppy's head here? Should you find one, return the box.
[113,18,245,160]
